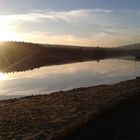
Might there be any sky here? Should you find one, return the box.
[0,0,140,47]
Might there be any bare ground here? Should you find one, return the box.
[64,91,140,140]
[0,79,140,140]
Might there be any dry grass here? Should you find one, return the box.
[0,79,140,140]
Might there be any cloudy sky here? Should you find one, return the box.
[0,0,140,47]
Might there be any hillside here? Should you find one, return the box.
[118,43,140,50]
[0,41,138,72]
[0,41,105,72]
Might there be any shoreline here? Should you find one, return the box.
[0,79,140,139]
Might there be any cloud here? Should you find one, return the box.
[0,9,140,47]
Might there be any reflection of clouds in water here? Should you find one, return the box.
[0,59,136,100]
[4,59,133,80]
[5,62,95,80]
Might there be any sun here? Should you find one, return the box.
[0,73,7,80]
[0,22,17,41]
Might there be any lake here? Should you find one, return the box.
[0,58,139,100]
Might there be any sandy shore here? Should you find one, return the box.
[0,79,140,140]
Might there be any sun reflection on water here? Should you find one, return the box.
[0,73,7,80]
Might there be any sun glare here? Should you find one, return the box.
[0,22,17,41]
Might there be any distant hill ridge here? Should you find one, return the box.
[0,41,139,72]
[0,41,140,50]
[118,43,140,50]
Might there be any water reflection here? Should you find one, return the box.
[0,58,137,100]
[0,73,7,80]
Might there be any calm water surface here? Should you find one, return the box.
[0,58,139,100]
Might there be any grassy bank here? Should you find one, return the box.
[0,79,140,139]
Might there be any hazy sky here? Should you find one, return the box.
[0,0,140,47]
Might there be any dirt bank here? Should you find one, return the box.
[0,79,140,140]
[65,91,140,140]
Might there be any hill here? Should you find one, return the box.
[0,41,139,72]
[0,41,105,72]
[118,43,140,51]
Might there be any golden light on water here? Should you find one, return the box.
[0,73,7,80]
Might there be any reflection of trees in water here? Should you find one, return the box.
[0,41,136,73]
